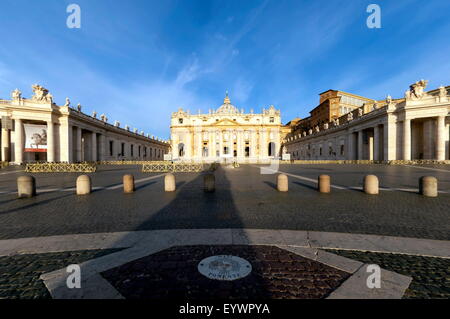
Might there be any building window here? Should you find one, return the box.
[138,146,141,157]
[223,146,229,155]
[121,143,125,156]
[178,118,183,124]
[340,145,345,156]
[150,148,152,158]
[131,145,134,157]
[109,141,114,156]
[270,117,274,123]
[202,147,208,157]
[268,142,276,157]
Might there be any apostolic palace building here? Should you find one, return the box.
[284,80,450,162]
[0,85,169,164]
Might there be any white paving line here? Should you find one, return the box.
[105,173,165,190]
[402,165,450,173]
[0,170,24,175]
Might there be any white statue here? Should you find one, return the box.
[323,123,329,130]
[358,108,363,117]
[386,95,392,104]
[347,112,353,121]
[134,128,138,133]
[125,125,130,131]
[64,98,71,107]
[31,84,53,103]
[92,111,97,118]
[114,121,120,127]
[11,89,22,101]
[77,103,82,112]
[409,79,428,100]
[439,85,447,97]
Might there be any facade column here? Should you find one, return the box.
[436,116,446,161]
[1,126,10,162]
[228,130,233,157]
[259,129,265,160]
[373,126,380,161]
[237,129,243,159]
[198,130,203,161]
[403,119,411,160]
[47,121,55,162]
[208,130,215,160]
[91,132,97,162]
[14,119,24,164]
[76,126,82,162]
[218,131,223,159]
[357,130,364,160]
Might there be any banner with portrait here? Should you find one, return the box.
[24,124,47,152]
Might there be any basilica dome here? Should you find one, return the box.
[216,92,240,114]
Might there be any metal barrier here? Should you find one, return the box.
[0,161,8,169]
[142,162,207,173]
[25,162,97,173]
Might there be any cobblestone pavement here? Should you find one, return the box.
[0,164,449,240]
[102,245,350,299]
[327,249,450,299]
[0,249,122,299]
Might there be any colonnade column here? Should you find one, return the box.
[436,116,446,161]
[373,126,380,161]
[47,121,55,162]
[91,132,97,162]
[76,126,82,162]
[1,126,10,162]
[347,132,354,160]
[446,123,450,160]
[14,119,24,164]
[357,130,364,160]
[99,134,105,161]
[403,118,411,160]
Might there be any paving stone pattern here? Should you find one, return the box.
[327,249,450,299]
[102,245,351,299]
[0,249,122,299]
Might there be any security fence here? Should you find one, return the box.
[0,161,8,169]
[25,162,97,173]
[142,162,210,173]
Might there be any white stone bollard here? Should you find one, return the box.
[277,174,288,192]
[17,175,36,198]
[363,175,379,195]
[204,174,215,193]
[419,176,438,197]
[76,175,92,195]
[165,173,176,192]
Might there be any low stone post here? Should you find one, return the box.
[17,175,36,198]
[204,174,215,193]
[123,174,135,193]
[363,175,379,195]
[277,174,288,192]
[76,175,91,195]
[318,175,331,193]
[165,173,176,192]
[419,176,438,197]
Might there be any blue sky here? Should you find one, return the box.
[1,0,449,138]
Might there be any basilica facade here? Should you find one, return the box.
[170,93,287,163]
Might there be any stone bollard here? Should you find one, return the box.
[419,176,438,197]
[17,175,36,198]
[204,174,215,193]
[76,175,91,195]
[123,174,135,193]
[164,173,176,192]
[363,175,379,195]
[277,174,288,192]
[318,175,331,193]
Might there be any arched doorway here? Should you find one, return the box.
[268,142,276,157]
[178,143,185,158]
